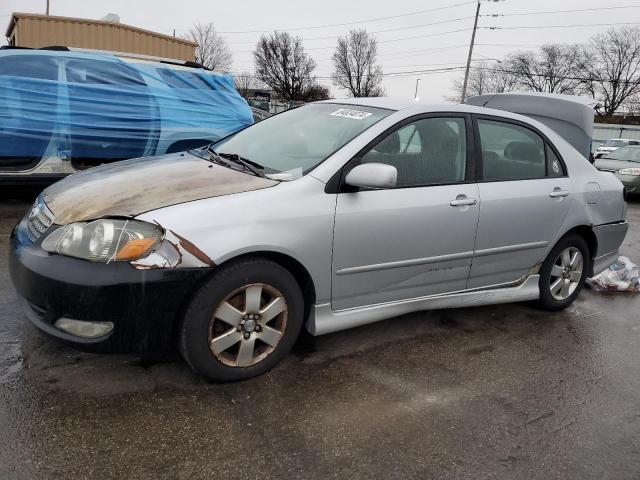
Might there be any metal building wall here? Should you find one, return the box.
[8,14,196,61]
[593,124,640,142]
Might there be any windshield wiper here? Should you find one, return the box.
[202,147,234,169]
[216,151,266,178]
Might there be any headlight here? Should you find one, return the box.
[618,168,640,176]
[41,219,163,262]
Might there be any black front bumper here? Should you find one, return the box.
[9,218,211,353]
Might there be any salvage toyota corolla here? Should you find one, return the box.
[10,97,628,381]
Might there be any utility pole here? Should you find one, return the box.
[461,0,481,103]
[414,78,421,99]
[46,0,50,15]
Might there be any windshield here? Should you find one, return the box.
[603,139,629,147]
[605,146,640,163]
[213,103,392,177]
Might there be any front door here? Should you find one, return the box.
[468,116,573,288]
[331,115,480,310]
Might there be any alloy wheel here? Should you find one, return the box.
[208,283,288,367]
[549,246,583,301]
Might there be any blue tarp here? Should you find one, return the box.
[0,49,253,163]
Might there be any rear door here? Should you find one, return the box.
[468,115,572,288]
[331,114,480,310]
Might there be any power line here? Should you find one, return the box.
[229,18,639,55]
[481,4,640,18]
[235,60,487,76]
[482,22,640,30]
[476,43,541,47]
[224,16,475,44]
[233,66,468,80]
[470,64,640,85]
[233,28,472,53]
[214,1,477,34]
[231,45,471,69]
[377,44,470,59]
[232,64,640,83]
[378,27,470,44]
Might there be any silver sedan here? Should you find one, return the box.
[595,145,640,195]
[10,98,629,381]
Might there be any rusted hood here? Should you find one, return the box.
[44,152,278,224]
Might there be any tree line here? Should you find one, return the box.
[187,22,640,115]
[187,23,384,102]
[452,27,640,116]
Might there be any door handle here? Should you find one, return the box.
[450,196,477,207]
[549,189,570,198]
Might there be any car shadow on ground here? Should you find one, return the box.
[11,295,590,397]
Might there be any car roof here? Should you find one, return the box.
[0,46,208,71]
[318,97,422,111]
[316,97,543,122]
[317,96,550,117]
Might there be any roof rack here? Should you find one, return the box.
[0,45,209,70]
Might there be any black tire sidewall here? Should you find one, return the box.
[179,258,304,382]
[538,234,591,311]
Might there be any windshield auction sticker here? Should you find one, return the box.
[330,108,373,120]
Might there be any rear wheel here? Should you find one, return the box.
[179,258,304,381]
[537,234,591,311]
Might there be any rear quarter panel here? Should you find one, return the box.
[544,128,626,257]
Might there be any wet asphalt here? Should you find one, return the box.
[0,189,639,480]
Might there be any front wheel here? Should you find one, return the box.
[537,234,591,311]
[179,258,304,381]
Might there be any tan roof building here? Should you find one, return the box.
[5,12,197,62]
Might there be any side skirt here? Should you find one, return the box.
[306,275,541,336]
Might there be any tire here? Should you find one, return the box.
[179,257,304,381]
[537,234,591,311]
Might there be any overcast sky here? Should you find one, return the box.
[1,0,638,101]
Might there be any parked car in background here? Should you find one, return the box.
[250,107,271,123]
[594,138,640,159]
[10,97,628,381]
[0,47,253,184]
[595,145,640,195]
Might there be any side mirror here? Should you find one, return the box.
[344,163,397,190]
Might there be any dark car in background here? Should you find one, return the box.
[0,47,254,184]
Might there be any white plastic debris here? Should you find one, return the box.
[587,256,640,292]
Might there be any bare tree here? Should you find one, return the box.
[331,30,383,97]
[579,27,640,116]
[505,44,585,94]
[448,61,517,101]
[623,93,640,116]
[253,31,317,101]
[186,23,232,72]
[234,72,261,99]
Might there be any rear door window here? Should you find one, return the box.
[478,119,547,181]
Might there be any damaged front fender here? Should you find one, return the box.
[131,229,215,269]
